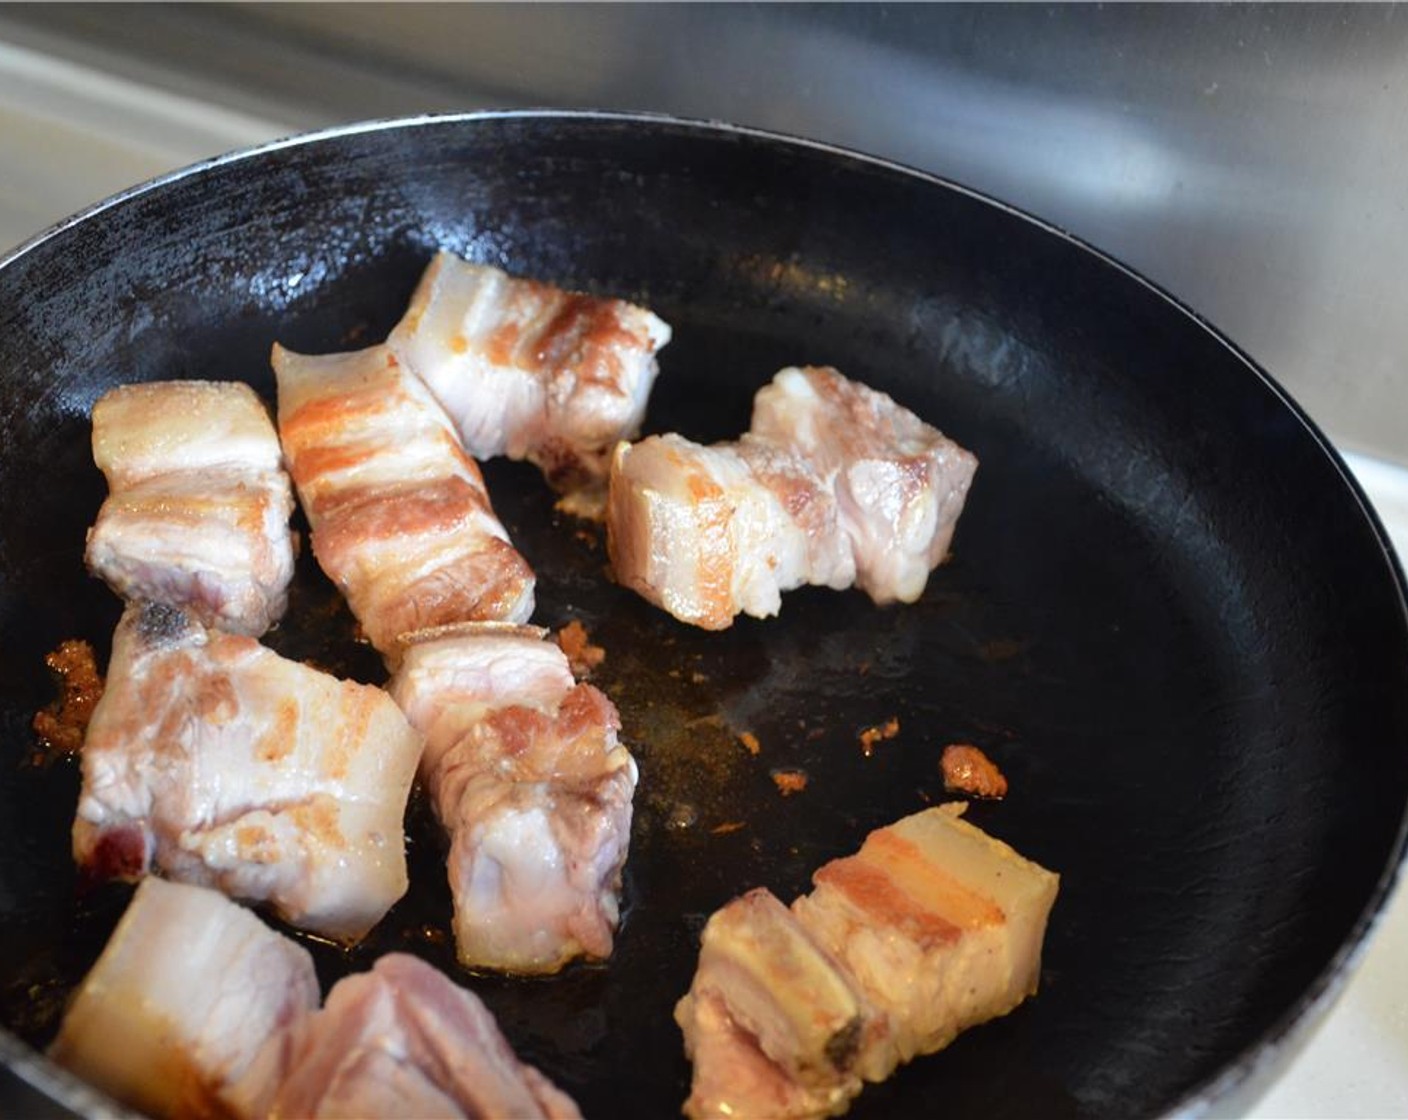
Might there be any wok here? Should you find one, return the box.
[0,111,1405,1119]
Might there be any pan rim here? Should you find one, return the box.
[2,107,1405,1119]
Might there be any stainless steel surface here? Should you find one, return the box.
[0,40,281,245]
[1,3,1406,463]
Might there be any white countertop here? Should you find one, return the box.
[2,39,1405,1119]
[1249,873,1408,1118]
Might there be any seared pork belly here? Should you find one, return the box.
[751,367,978,605]
[273,342,534,663]
[677,991,853,1120]
[241,953,581,1120]
[84,381,295,636]
[49,878,319,1120]
[794,805,1059,1073]
[389,623,638,973]
[607,366,976,628]
[74,602,423,941]
[675,889,870,1119]
[606,435,853,630]
[389,251,672,508]
[678,806,1058,1117]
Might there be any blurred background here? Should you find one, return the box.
[0,5,1404,1115]
[2,3,1407,468]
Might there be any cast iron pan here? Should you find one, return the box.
[0,111,1405,1119]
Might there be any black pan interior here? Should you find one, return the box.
[0,113,1406,1118]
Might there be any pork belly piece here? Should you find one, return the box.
[84,380,295,636]
[273,342,534,663]
[678,806,1058,1117]
[677,990,853,1120]
[241,953,581,1120]
[606,433,854,630]
[52,883,577,1120]
[606,366,975,628]
[793,805,1059,1077]
[750,366,978,605]
[388,251,672,506]
[389,623,638,973]
[675,889,871,1119]
[49,878,319,1120]
[74,602,423,941]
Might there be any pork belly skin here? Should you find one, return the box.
[85,380,296,636]
[74,602,423,941]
